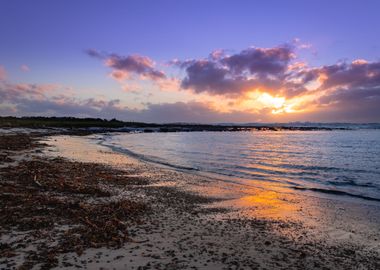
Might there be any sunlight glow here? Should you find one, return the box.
[237,90,311,116]
[271,104,296,114]
[258,93,285,109]
[256,92,303,114]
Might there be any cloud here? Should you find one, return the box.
[19,98,130,119]
[122,83,141,93]
[86,45,306,99]
[9,44,373,123]
[0,78,266,123]
[180,60,248,96]
[0,80,124,118]
[0,82,56,102]
[319,87,380,106]
[314,86,380,122]
[292,38,313,50]
[155,77,181,92]
[176,45,379,104]
[209,49,226,60]
[134,102,273,123]
[173,46,380,121]
[106,54,166,81]
[317,60,380,90]
[0,66,7,80]
[87,49,166,81]
[221,46,294,76]
[2,74,379,123]
[178,45,305,98]
[20,64,30,72]
[85,49,104,59]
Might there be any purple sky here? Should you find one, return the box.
[0,0,380,123]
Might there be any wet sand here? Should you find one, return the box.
[1,132,380,269]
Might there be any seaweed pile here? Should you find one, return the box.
[2,132,380,270]
[0,134,148,269]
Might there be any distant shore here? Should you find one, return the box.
[1,129,380,269]
[3,116,378,133]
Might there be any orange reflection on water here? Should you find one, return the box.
[236,190,299,219]
[206,177,308,222]
[47,134,315,224]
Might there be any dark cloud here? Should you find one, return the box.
[133,102,255,123]
[87,50,166,81]
[178,45,301,97]
[3,45,379,123]
[319,87,380,106]
[305,96,380,123]
[177,45,380,108]
[0,81,126,119]
[106,54,166,80]
[176,55,380,122]
[85,49,104,59]
[309,60,380,122]
[0,80,265,123]
[2,76,379,122]
[316,86,380,121]
[180,60,249,96]
[221,46,294,76]
[320,61,380,89]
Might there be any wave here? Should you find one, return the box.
[292,186,380,202]
[102,143,199,171]
[99,131,380,204]
[327,178,376,188]
[282,164,370,174]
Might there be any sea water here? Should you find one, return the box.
[101,129,380,202]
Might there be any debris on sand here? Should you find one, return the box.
[0,134,148,269]
[0,133,45,151]
[1,132,380,270]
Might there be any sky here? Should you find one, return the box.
[0,0,380,123]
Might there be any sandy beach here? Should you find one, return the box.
[1,131,380,270]
[2,0,380,268]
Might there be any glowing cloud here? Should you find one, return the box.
[80,44,380,122]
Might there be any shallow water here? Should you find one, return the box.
[101,130,380,203]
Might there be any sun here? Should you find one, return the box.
[256,92,298,114]
[240,90,303,114]
[258,93,285,109]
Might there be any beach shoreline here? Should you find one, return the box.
[1,130,380,269]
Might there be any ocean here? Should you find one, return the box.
[100,129,380,203]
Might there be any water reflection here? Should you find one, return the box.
[104,130,380,202]
[46,134,380,248]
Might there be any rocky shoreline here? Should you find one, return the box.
[1,132,379,269]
